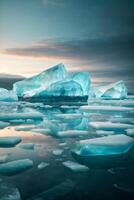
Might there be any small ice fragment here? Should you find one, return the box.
[0,182,21,200]
[59,142,67,147]
[55,113,82,119]
[0,154,9,163]
[89,122,134,130]
[32,128,51,135]
[57,130,89,137]
[108,167,126,175]
[37,162,49,169]
[52,149,63,155]
[62,160,89,172]
[19,143,35,150]
[0,121,10,129]
[114,183,133,193]
[0,159,33,175]
[0,136,22,147]
[26,119,35,123]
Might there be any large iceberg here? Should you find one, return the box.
[34,72,90,98]
[0,88,18,102]
[13,63,67,98]
[91,80,127,99]
[13,64,91,101]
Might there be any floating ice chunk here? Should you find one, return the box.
[55,113,82,119]
[59,142,67,147]
[96,130,115,136]
[32,128,51,135]
[72,134,134,156]
[91,80,127,99]
[0,121,10,129]
[15,126,35,132]
[0,182,21,200]
[127,95,134,99]
[0,88,18,102]
[0,159,33,175]
[89,122,134,130]
[80,105,133,112]
[62,160,89,172]
[0,136,22,147]
[0,154,9,163]
[57,130,89,138]
[0,112,43,121]
[52,149,63,155]
[110,117,134,124]
[19,143,35,150]
[126,129,134,137]
[27,179,75,200]
[37,162,49,169]
[13,63,67,97]
[10,119,25,124]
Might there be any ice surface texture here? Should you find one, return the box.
[0,88,18,102]
[91,80,127,99]
[72,134,134,156]
[13,63,68,97]
[13,63,91,100]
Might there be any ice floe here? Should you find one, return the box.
[37,162,49,169]
[0,159,33,175]
[89,121,134,130]
[0,136,22,147]
[72,134,134,156]
[62,160,89,172]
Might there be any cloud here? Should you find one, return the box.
[4,34,134,68]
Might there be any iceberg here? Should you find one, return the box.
[0,136,22,147]
[0,159,33,175]
[13,63,67,98]
[33,71,90,99]
[71,134,134,156]
[13,64,91,101]
[91,80,127,99]
[0,88,18,102]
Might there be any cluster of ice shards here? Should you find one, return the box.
[0,88,18,102]
[13,64,91,100]
[91,80,127,99]
[71,134,134,156]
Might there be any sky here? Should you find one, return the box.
[0,0,134,91]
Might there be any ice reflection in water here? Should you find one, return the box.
[0,99,134,200]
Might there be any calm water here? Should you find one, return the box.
[0,99,134,200]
